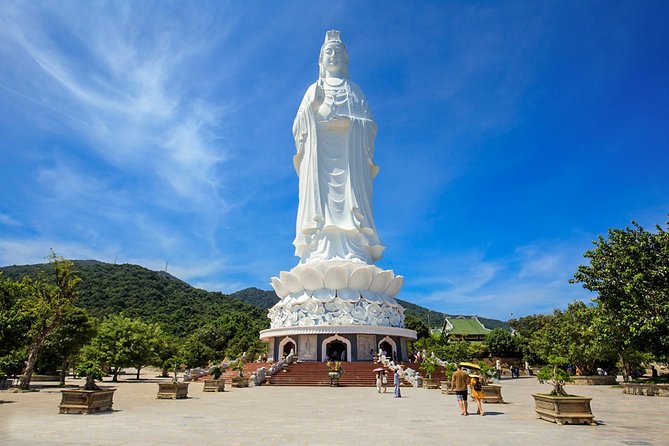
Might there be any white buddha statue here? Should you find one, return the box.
[292,30,385,265]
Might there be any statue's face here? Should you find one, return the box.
[322,42,347,74]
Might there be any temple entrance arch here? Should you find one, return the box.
[278,336,297,359]
[321,335,352,362]
[378,336,397,360]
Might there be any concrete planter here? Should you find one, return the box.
[422,378,440,389]
[59,388,116,414]
[157,382,189,399]
[202,379,225,392]
[532,394,595,425]
[570,375,617,386]
[231,376,249,388]
[622,383,669,397]
[440,381,455,394]
[481,384,504,403]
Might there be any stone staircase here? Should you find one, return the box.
[268,361,383,387]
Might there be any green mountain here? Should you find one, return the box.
[0,260,266,337]
[1,261,509,335]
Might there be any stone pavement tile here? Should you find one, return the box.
[3,374,669,445]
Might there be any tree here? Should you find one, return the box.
[485,328,517,357]
[37,307,96,385]
[0,275,31,375]
[17,252,81,390]
[82,314,161,381]
[572,220,669,379]
[508,314,552,364]
[405,314,430,340]
[529,302,617,374]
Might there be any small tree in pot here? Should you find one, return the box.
[533,356,594,425]
[203,364,226,392]
[59,360,115,414]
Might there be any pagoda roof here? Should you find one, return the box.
[443,316,491,336]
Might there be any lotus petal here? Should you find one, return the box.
[361,289,383,302]
[293,291,311,305]
[348,266,373,290]
[338,288,360,302]
[323,265,348,290]
[384,275,404,298]
[280,271,303,294]
[299,267,324,291]
[313,288,335,302]
[271,277,290,298]
[370,270,393,293]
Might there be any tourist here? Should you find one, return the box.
[470,374,485,416]
[651,365,658,379]
[394,369,402,398]
[495,360,502,381]
[382,371,388,393]
[376,371,382,393]
[451,364,469,415]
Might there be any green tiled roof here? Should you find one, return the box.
[445,317,491,336]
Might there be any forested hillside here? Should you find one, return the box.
[0,261,267,337]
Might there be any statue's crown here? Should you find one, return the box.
[324,29,342,45]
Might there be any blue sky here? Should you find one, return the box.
[1,1,667,321]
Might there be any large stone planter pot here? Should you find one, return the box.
[622,383,669,397]
[157,382,189,399]
[59,388,116,414]
[328,371,341,387]
[422,378,440,389]
[203,379,225,392]
[231,376,249,388]
[481,384,504,403]
[570,375,617,386]
[532,394,595,425]
[440,381,455,395]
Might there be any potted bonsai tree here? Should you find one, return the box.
[230,358,248,388]
[157,356,189,399]
[478,361,504,403]
[59,360,116,414]
[533,356,595,425]
[419,357,440,389]
[203,365,226,392]
[326,361,342,386]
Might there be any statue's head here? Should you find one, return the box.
[319,30,349,78]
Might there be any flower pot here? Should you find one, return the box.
[59,388,116,414]
[203,378,225,392]
[481,384,504,403]
[328,371,341,386]
[231,376,249,388]
[157,382,189,399]
[532,393,595,425]
[421,378,440,389]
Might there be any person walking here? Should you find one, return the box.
[393,369,402,398]
[470,374,485,416]
[451,364,470,415]
[376,371,382,393]
[382,370,388,393]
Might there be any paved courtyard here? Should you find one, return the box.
[2,371,668,445]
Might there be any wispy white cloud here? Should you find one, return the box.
[0,213,21,227]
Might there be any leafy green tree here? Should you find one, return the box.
[509,314,551,364]
[529,302,617,375]
[82,314,162,381]
[37,307,96,385]
[17,253,81,390]
[405,314,430,340]
[572,220,669,379]
[0,276,31,375]
[485,328,518,357]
